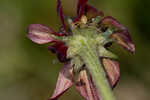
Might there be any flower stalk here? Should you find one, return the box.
[26,0,135,100]
[81,44,116,100]
[66,22,116,100]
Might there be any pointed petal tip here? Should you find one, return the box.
[127,43,136,54]
[49,64,73,100]
[130,43,136,54]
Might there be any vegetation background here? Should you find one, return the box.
[0,0,150,100]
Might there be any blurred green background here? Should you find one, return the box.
[0,0,150,100]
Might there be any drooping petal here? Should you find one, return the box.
[57,0,66,30]
[49,63,74,100]
[111,32,135,54]
[27,24,58,44]
[102,58,120,88]
[75,70,101,100]
[100,16,135,53]
[85,4,104,19]
[48,42,69,63]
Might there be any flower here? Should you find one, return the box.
[27,0,135,100]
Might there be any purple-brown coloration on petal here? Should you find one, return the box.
[85,4,104,19]
[27,24,57,44]
[75,0,104,22]
[76,70,101,100]
[75,0,88,22]
[48,42,68,62]
[111,32,135,54]
[102,58,120,88]
[50,63,73,100]
[100,16,135,53]
[57,0,66,30]
[26,0,135,100]
[77,0,88,15]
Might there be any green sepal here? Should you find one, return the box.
[98,46,118,59]
[71,56,84,73]
[67,47,80,58]
[102,29,113,38]
[92,16,102,24]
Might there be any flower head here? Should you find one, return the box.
[27,0,135,100]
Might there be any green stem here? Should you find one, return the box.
[80,40,116,100]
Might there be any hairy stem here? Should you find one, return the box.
[80,39,116,100]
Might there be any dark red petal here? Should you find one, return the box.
[75,70,101,100]
[57,0,66,30]
[100,16,135,53]
[48,42,69,63]
[85,4,104,19]
[27,24,58,44]
[49,63,74,100]
[102,58,120,88]
[74,0,88,22]
[77,0,88,15]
